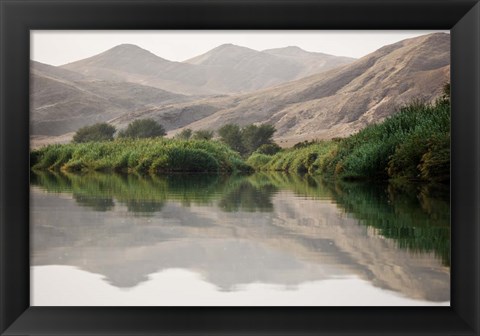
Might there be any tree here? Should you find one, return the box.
[118,119,166,139]
[256,143,281,155]
[218,124,246,155]
[192,129,214,140]
[176,128,192,140]
[241,124,276,155]
[218,123,276,156]
[73,123,116,143]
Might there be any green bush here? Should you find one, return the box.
[241,124,276,155]
[418,133,450,183]
[191,130,214,141]
[217,124,246,155]
[325,99,450,182]
[255,143,282,155]
[175,128,192,140]
[259,141,336,174]
[387,134,429,180]
[293,140,318,149]
[73,123,116,143]
[218,123,276,156]
[118,119,166,139]
[246,153,273,169]
[153,148,219,172]
[249,95,450,185]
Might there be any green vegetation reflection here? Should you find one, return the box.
[31,171,277,214]
[32,171,449,265]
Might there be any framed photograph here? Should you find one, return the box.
[1,0,479,335]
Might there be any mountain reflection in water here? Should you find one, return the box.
[30,171,450,306]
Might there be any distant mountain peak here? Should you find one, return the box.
[263,45,311,56]
[62,43,170,71]
[217,43,235,48]
[184,43,259,65]
[102,44,159,57]
[217,43,247,48]
[283,46,305,51]
[112,43,143,49]
[209,43,256,54]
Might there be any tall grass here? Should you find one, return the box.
[31,138,252,174]
[247,141,337,173]
[248,99,450,184]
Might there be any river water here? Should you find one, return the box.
[30,171,450,306]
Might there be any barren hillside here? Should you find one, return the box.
[31,61,188,136]
[111,33,450,145]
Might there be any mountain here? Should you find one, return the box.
[32,60,88,82]
[262,46,355,78]
[30,61,188,136]
[115,33,449,145]
[183,43,303,92]
[186,43,273,66]
[61,44,215,95]
[61,43,355,96]
[32,33,449,146]
[185,43,355,93]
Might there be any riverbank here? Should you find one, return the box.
[31,99,450,185]
[31,138,251,173]
[247,99,450,184]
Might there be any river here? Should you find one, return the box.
[30,171,450,306]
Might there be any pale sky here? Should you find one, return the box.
[31,30,448,66]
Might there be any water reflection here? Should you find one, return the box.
[30,171,450,305]
[328,181,450,266]
[218,181,277,212]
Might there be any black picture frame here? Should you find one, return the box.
[1,0,479,335]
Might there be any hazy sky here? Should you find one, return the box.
[31,30,447,66]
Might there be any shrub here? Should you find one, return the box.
[387,135,429,180]
[218,123,276,156]
[261,141,336,174]
[418,134,450,183]
[118,119,166,139]
[241,124,276,155]
[151,148,219,172]
[323,98,450,181]
[218,124,246,155]
[255,143,282,155]
[73,123,116,143]
[293,140,318,149]
[191,130,214,141]
[175,128,192,140]
[246,153,273,169]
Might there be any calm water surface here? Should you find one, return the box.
[30,172,450,306]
